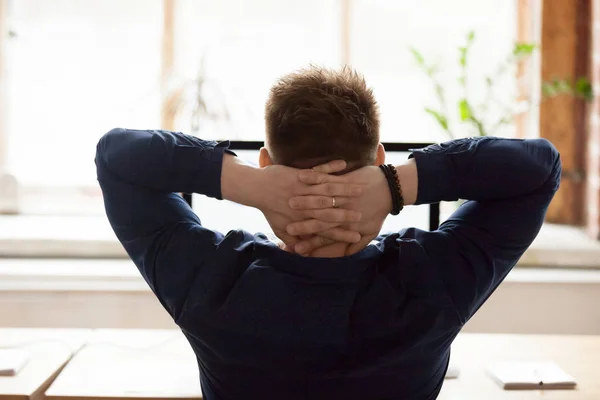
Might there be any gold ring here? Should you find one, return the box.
[332,196,338,208]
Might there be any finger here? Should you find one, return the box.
[294,228,361,254]
[303,208,362,223]
[297,169,349,185]
[318,227,361,243]
[294,235,335,255]
[286,219,339,236]
[346,236,374,256]
[289,195,350,210]
[311,160,346,174]
[296,182,363,197]
[272,231,298,249]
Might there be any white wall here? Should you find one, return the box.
[1,267,599,334]
[463,278,600,334]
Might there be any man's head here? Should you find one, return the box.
[260,65,385,171]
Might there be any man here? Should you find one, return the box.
[96,66,561,400]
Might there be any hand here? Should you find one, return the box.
[251,160,367,251]
[286,165,393,255]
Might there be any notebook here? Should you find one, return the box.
[487,361,576,390]
[0,349,29,376]
[445,363,460,379]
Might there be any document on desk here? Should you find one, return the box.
[487,361,576,390]
[0,349,29,376]
[445,362,460,379]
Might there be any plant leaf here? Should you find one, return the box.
[542,77,594,101]
[426,65,438,77]
[575,77,594,101]
[542,79,570,98]
[513,43,537,58]
[542,82,558,97]
[425,108,449,131]
[497,117,512,125]
[468,116,487,136]
[467,30,475,43]
[554,79,571,92]
[410,47,426,67]
[459,46,467,67]
[434,83,445,100]
[458,99,472,121]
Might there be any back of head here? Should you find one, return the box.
[265,66,380,171]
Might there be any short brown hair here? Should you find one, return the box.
[265,65,380,170]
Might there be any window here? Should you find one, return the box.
[171,0,342,140]
[2,0,518,221]
[350,0,517,142]
[4,0,162,214]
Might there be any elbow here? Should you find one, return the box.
[532,138,562,193]
[96,128,127,159]
[97,127,126,152]
[95,127,127,173]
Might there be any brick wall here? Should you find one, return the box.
[590,0,600,239]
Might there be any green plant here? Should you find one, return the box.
[411,31,594,139]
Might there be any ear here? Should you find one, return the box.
[374,143,386,166]
[259,147,274,168]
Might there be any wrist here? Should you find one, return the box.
[221,154,262,208]
[395,159,417,206]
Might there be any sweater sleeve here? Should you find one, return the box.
[410,137,561,323]
[95,128,235,321]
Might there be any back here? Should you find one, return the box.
[177,230,460,400]
[97,129,560,400]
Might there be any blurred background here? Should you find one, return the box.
[0,0,599,334]
[2,0,522,216]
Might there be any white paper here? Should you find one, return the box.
[487,361,576,388]
[0,349,29,376]
[445,363,460,379]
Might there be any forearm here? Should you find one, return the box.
[96,128,230,199]
[410,137,561,205]
[220,154,262,208]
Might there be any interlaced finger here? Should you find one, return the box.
[303,208,362,223]
[319,227,361,243]
[310,160,347,174]
[294,228,361,254]
[296,182,363,197]
[294,236,334,255]
[289,195,349,210]
[297,169,349,185]
[286,219,339,236]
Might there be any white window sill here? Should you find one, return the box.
[0,259,146,292]
[1,215,599,269]
[1,258,599,293]
[0,215,126,258]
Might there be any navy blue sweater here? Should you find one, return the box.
[96,129,561,400]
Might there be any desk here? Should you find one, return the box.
[44,329,201,400]
[439,333,600,399]
[0,329,89,400]
[42,330,600,400]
